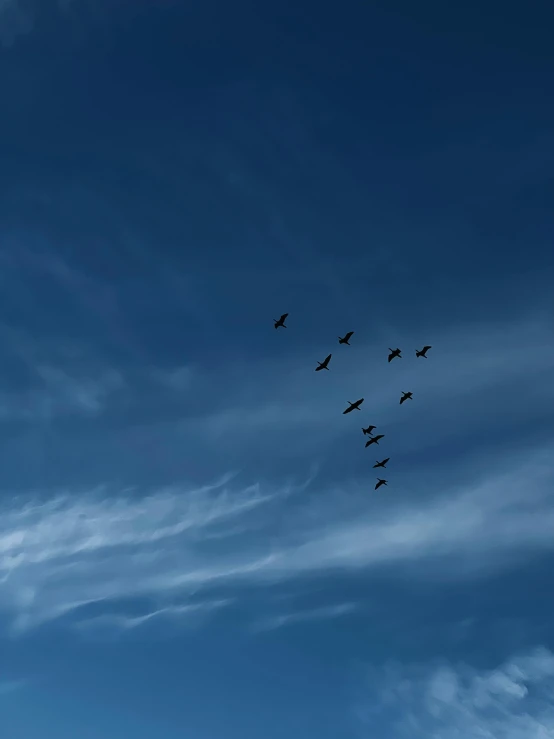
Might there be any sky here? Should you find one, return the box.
[0,0,554,737]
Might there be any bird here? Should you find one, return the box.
[388,348,402,362]
[375,478,388,491]
[416,345,432,358]
[373,457,390,469]
[365,434,384,447]
[399,391,413,405]
[274,313,288,329]
[343,398,364,414]
[338,331,354,345]
[362,424,377,436]
[315,353,332,371]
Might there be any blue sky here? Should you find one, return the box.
[1,0,554,737]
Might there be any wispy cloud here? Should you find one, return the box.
[0,0,32,47]
[0,322,125,421]
[193,313,554,449]
[75,599,232,633]
[0,473,296,632]
[0,678,27,696]
[0,0,94,48]
[1,442,553,634]
[357,646,554,738]
[255,602,358,632]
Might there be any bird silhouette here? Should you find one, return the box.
[375,478,388,491]
[388,348,402,362]
[343,398,364,414]
[362,424,376,436]
[399,391,413,405]
[338,331,354,345]
[315,353,332,371]
[365,434,384,447]
[416,345,432,358]
[373,457,390,469]
[274,313,288,329]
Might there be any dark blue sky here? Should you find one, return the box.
[1,1,554,737]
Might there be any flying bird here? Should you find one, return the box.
[400,391,413,405]
[416,345,432,358]
[375,478,388,491]
[343,398,364,414]
[338,331,354,345]
[362,424,376,436]
[388,348,402,362]
[315,353,332,371]
[373,457,390,469]
[274,313,288,329]
[365,434,384,447]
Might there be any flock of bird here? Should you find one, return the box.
[273,313,432,490]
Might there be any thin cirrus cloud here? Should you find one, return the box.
[254,602,358,632]
[0,360,124,422]
[0,442,553,634]
[194,312,554,444]
[0,0,94,48]
[357,646,554,738]
[75,599,233,634]
[0,678,27,696]
[0,312,551,438]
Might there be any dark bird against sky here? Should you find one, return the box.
[416,345,432,358]
[362,425,376,436]
[315,353,332,371]
[338,331,354,345]
[388,348,402,362]
[375,478,388,490]
[274,313,288,329]
[400,391,413,405]
[343,398,364,414]
[373,458,390,469]
[365,434,384,447]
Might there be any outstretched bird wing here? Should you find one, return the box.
[280,313,289,322]
[323,353,332,366]
[423,345,431,352]
[344,331,354,341]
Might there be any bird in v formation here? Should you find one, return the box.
[273,313,432,491]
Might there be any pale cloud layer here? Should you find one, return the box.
[0,441,553,634]
[0,678,26,696]
[0,309,552,634]
[359,647,554,738]
[254,602,358,632]
[75,599,233,633]
[197,312,554,445]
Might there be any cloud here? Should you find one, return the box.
[0,0,33,47]
[192,312,554,451]
[263,444,554,581]
[0,365,121,421]
[0,0,93,48]
[254,602,358,632]
[75,599,232,633]
[0,322,125,421]
[0,442,553,634]
[358,646,554,738]
[0,678,26,696]
[0,472,296,632]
